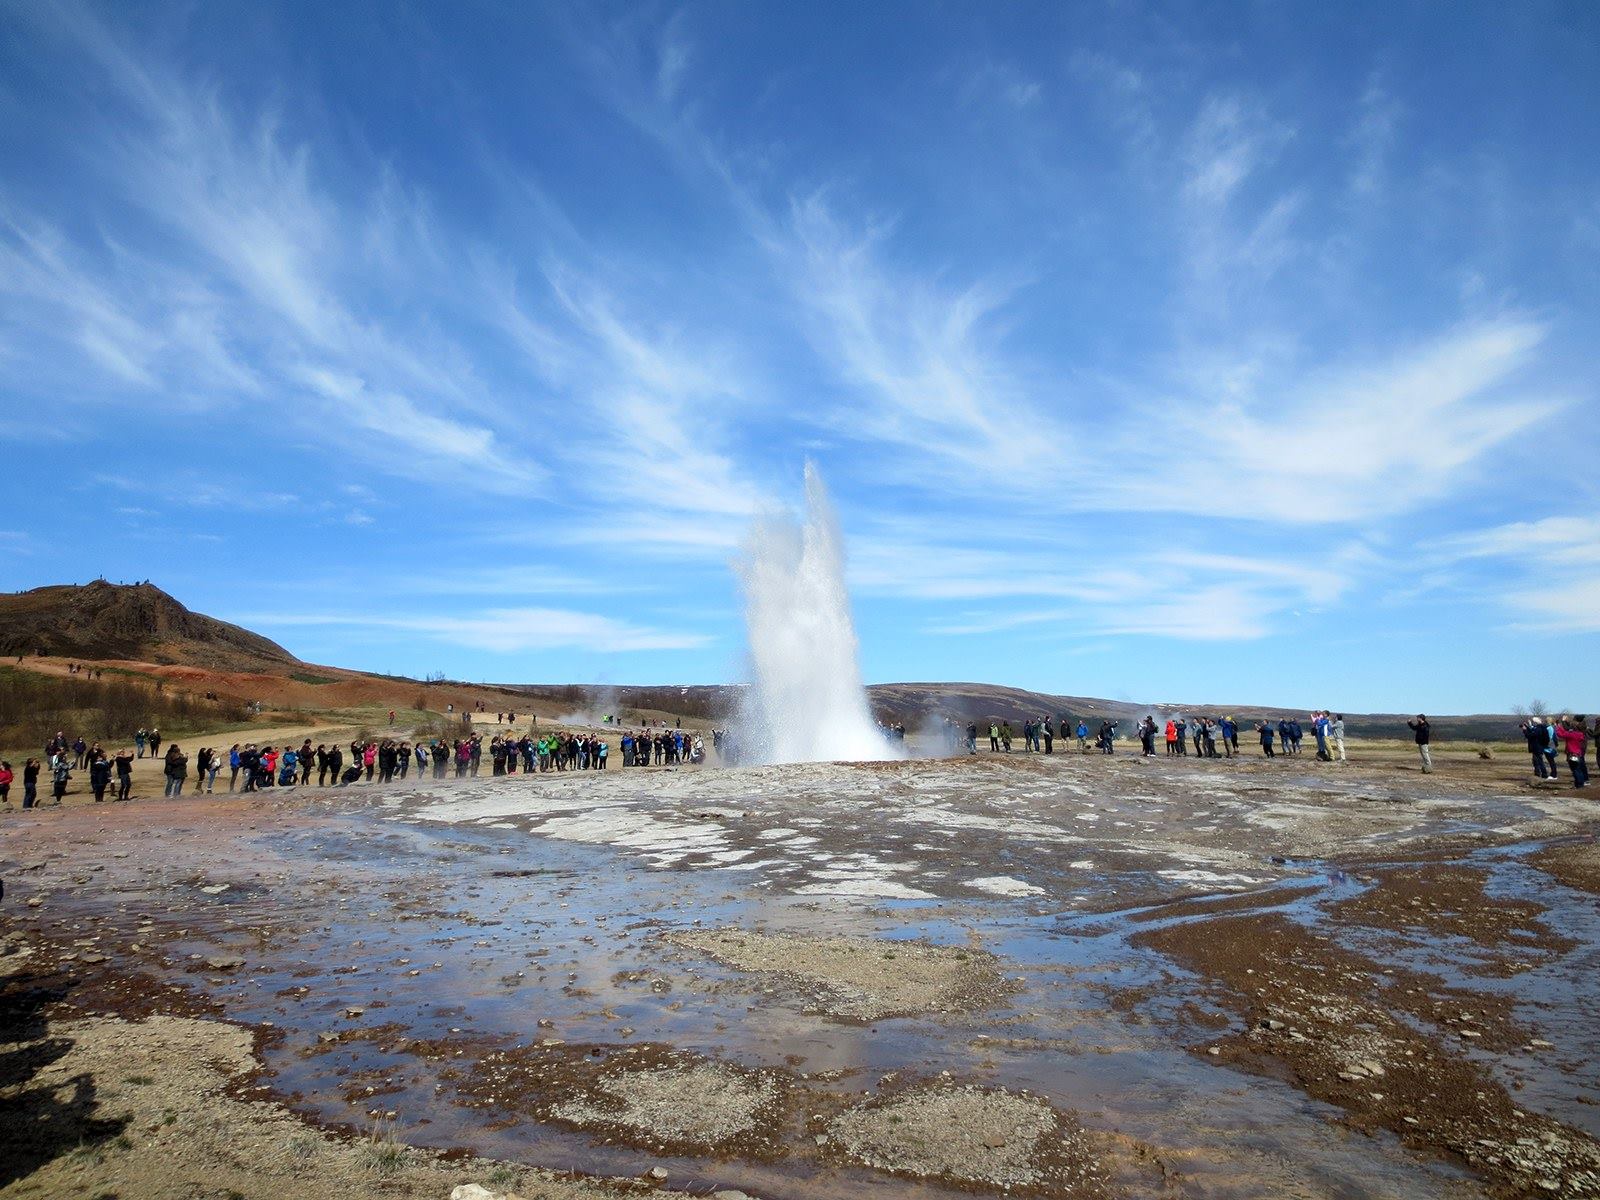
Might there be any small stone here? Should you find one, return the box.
[982,1133,1008,1149]
[344,1007,364,1019]
[645,1166,668,1182]
[205,955,245,971]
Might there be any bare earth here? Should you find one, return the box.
[2,741,1598,1200]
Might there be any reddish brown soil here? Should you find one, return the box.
[1133,912,1600,1197]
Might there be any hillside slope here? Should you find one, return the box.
[0,582,1520,740]
[0,581,297,669]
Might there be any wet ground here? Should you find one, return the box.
[4,750,1598,1198]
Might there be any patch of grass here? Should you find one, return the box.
[289,671,338,686]
[123,1074,154,1086]
[67,1141,107,1166]
[487,1163,520,1188]
[287,1133,318,1161]
[358,1119,409,1175]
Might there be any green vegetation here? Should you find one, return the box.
[288,671,338,685]
[0,667,249,754]
[358,1120,408,1174]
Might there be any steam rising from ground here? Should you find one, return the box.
[735,464,899,765]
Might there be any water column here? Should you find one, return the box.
[734,463,900,764]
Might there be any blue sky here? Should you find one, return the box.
[2,1,1597,713]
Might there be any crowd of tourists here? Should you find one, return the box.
[0,721,729,808]
[4,709,1596,810]
[944,710,1594,784]
[1519,715,1593,788]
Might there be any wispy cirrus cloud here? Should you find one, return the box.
[238,607,712,653]
[1430,516,1600,633]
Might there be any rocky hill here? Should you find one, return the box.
[0,581,298,669]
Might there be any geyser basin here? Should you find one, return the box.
[735,462,900,764]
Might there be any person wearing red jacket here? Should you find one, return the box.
[1557,718,1590,789]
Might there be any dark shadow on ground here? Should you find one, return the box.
[0,962,130,1188]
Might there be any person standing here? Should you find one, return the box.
[1522,720,1550,780]
[1076,720,1089,752]
[1331,715,1346,763]
[135,728,147,758]
[1312,713,1330,761]
[22,758,40,808]
[1407,715,1432,773]
[149,728,162,758]
[228,744,242,791]
[1042,717,1054,754]
[1558,717,1590,789]
[193,748,212,795]
[114,748,134,801]
[163,744,187,797]
[1257,721,1275,757]
[0,760,12,809]
[50,753,72,804]
[89,752,111,802]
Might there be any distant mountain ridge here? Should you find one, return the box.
[0,581,297,668]
[503,680,1516,742]
[0,582,1518,740]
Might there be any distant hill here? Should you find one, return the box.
[0,581,298,669]
[0,582,1522,740]
[503,680,1519,743]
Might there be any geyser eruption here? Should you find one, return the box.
[735,463,899,765]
